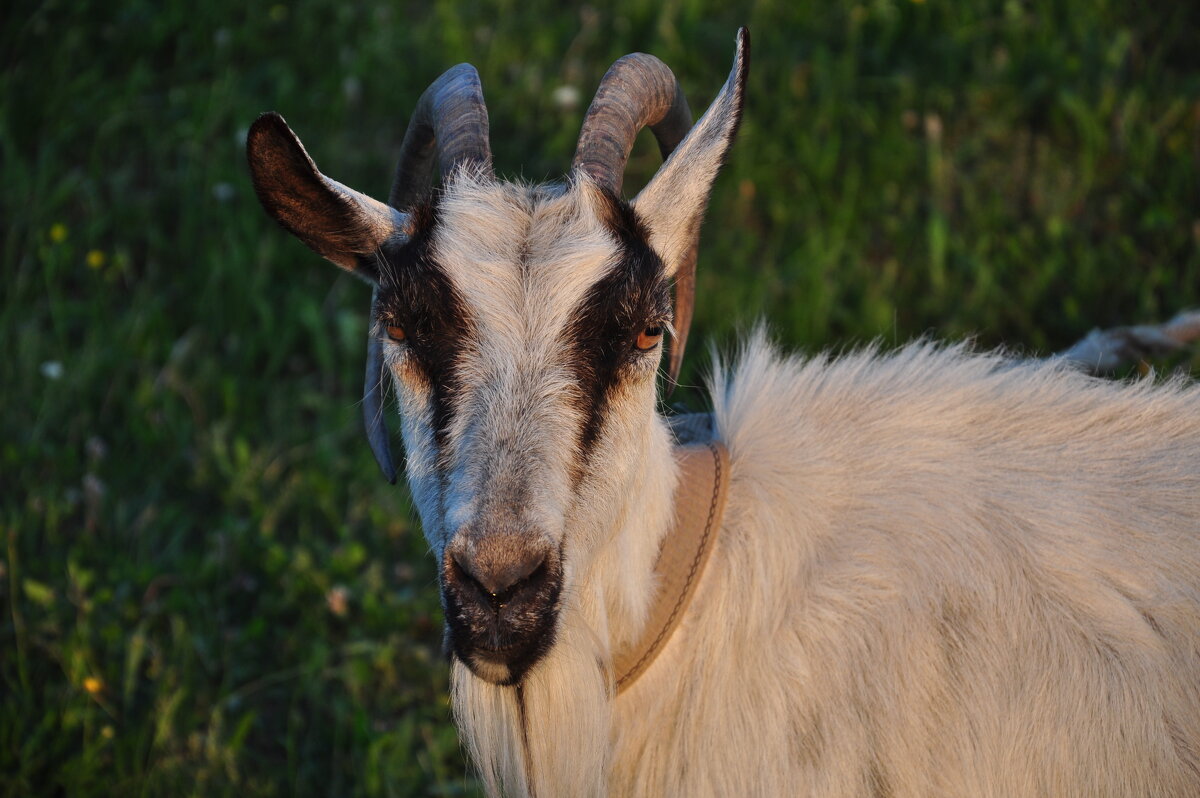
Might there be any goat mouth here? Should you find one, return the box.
[442,601,562,686]
[451,624,559,685]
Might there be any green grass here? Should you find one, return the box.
[2,0,1199,794]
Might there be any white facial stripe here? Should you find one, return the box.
[394,174,642,553]
[434,176,623,347]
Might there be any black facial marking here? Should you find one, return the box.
[373,196,473,458]
[565,188,672,476]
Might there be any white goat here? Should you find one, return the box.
[247,28,1200,798]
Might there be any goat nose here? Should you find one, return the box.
[441,532,563,683]
[447,535,548,598]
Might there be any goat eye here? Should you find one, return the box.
[386,323,406,342]
[635,325,664,351]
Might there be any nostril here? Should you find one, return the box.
[449,546,548,606]
[448,552,481,592]
[493,558,547,605]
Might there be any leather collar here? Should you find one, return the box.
[611,438,730,693]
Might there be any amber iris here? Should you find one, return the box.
[636,326,664,351]
[386,324,406,342]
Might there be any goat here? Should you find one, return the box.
[246,28,1200,798]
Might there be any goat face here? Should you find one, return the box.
[246,30,747,686]
[378,177,671,683]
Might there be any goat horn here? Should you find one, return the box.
[572,54,693,195]
[390,63,493,206]
[363,64,494,483]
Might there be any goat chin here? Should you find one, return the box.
[452,611,614,797]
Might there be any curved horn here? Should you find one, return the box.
[572,54,693,195]
[389,63,493,207]
[364,64,493,483]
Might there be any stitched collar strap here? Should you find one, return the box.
[612,439,730,694]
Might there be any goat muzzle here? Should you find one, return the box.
[442,534,563,684]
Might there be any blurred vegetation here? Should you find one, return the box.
[2,0,1198,794]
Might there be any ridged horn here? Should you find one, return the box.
[389,63,493,207]
[364,64,493,483]
[571,54,693,195]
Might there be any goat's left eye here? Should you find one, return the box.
[386,323,406,342]
[635,325,664,351]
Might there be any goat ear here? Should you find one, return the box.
[247,112,407,280]
[633,29,748,387]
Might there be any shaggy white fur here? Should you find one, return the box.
[600,331,1200,797]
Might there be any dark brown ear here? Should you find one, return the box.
[247,112,407,279]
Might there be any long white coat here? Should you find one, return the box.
[604,335,1200,797]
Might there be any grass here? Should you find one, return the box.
[2,0,1199,794]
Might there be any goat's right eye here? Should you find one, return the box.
[386,324,406,342]
[635,325,664,351]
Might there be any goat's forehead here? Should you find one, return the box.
[430,177,622,333]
